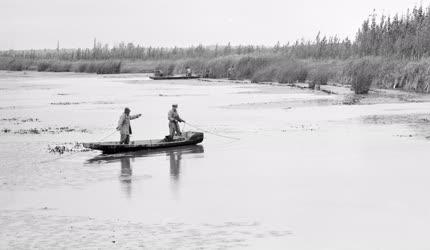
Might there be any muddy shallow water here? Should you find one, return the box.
[1,71,430,249]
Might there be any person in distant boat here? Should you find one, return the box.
[227,66,234,79]
[204,69,210,78]
[116,107,142,144]
[155,69,164,77]
[168,104,185,139]
[186,67,192,77]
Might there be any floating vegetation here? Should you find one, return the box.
[48,142,91,154]
[10,127,90,135]
[0,106,17,110]
[51,101,112,105]
[342,94,364,105]
[50,102,83,105]
[362,114,430,125]
[282,124,319,132]
[92,101,114,105]
[158,93,181,97]
[17,128,41,134]
[20,118,39,122]
[0,117,40,123]
[0,118,18,122]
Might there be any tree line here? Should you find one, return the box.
[1,5,430,61]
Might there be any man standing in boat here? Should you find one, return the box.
[186,67,192,77]
[227,66,234,79]
[155,69,164,77]
[168,104,185,140]
[116,107,142,144]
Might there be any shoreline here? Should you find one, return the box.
[2,55,430,95]
[3,70,430,106]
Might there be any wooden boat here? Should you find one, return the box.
[149,75,201,80]
[86,144,204,163]
[83,131,204,154]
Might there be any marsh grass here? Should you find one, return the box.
[309,65,333,85]
[251,64,279,83]
[3,54,430,93]
[37,61,72,72]
[155,55,312,84]
[276,60,308,83]
[7,59,123,74]
[233,56,273,79]
[93,61,121,74]
[344,57,381,94]
[371,59,430,93]
[0,58,33,71]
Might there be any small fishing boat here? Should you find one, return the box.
[149,75,201,80]
[86,145,204,163]
[83,131,204,154]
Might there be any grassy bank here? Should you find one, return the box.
[2,55,430,94]
[0,58,123,74]
[4,4,430,93]
[146,55,430,94]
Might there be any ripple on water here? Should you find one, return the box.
[0,209,292,249]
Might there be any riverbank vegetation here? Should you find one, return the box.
[2,5,430,93]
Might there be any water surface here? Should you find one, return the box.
[1,71,430,249]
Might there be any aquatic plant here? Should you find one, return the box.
[94,61,121,74]
[308,63,335,88]
[251,64,279,83]
[276,60,308,83]
[344,57,381,94]
[233,56,273,80]
[0,58,32,71]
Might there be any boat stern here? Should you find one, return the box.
[185,131,204,143]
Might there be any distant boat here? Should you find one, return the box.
[149,75,201,80]
[83,131,204,154]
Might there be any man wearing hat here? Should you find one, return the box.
[168,104,185,140]
[116,107,142,144]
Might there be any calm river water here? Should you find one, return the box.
[1,71,430,249]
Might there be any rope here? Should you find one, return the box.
[184,121,240,140]
[98,130,117,142]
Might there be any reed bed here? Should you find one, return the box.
[0,58,122,74]
[3,4,430,93]
[3,54,430,93]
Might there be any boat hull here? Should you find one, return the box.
[149,75,201,80]
[83,131,204,154]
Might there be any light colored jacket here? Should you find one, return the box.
[117,113,139,135]
[168,109,183,123]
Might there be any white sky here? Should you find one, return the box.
[1,0,429,50]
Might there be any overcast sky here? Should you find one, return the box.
[1,0,429,50]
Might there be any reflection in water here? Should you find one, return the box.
[119,158,132,198]
[168,150,183,197]
[169,150,182,182]
[86,145,204,198]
